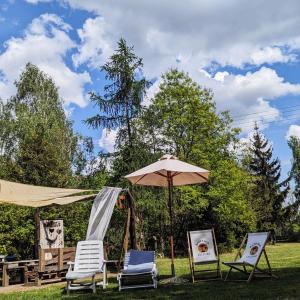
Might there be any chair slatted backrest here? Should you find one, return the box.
[189,229,218,264]
[238,232,269,265]
[73,240,103,273]
[123,252,131,269]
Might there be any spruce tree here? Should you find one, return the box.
[86,38,151,186]
[248,124,289,235]
[86,38,150,148]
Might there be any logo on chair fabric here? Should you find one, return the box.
[249,242,261,256]
[250,245,259,255]
[197,242,208,253]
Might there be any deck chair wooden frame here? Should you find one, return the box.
[223,232,277,283]
[187,228,222,282]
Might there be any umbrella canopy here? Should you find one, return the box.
[125,154,209,278]
[125,154,209,186]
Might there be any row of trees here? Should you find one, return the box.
[0,39,300,258]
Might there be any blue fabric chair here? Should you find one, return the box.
[117,250,158,291]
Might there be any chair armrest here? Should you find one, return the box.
[67,261,74,271]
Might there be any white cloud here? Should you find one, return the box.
[250,46,294,65]
[98,128,118,152]
[213,71,229,82]
[72,16,113,68]
[197,67,300,133]
[22,2,300,137]
[142,67,300,134]
[229,132,255,158]
[61,0,300,76]
[0,13,91,107]
[143,79,161,107]
[286,125,300,139]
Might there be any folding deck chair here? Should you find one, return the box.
[66,240,107,294]
[223,232,277,283]
[187,229,222,282]
[117,250,158,291]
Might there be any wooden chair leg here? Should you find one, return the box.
[224,267,232,281]
[191,265,195,283]
[218,260,222,279]
[187,232,195,283]
[247,268,256,283]
[263,250,273,277]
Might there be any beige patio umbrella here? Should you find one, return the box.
[125,154,209,277]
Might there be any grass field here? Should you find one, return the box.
[1,242,300,299]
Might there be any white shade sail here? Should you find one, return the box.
[0,179,95,207]
[125,154,209,187]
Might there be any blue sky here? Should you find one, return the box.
[1,0,300,179]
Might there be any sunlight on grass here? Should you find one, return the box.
[1,243,300,300]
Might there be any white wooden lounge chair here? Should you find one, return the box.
[187,229,222,282]
[117,250,158,291]
[223,232,277,283]
[66,240,107,294]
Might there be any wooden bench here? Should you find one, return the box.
[0,260,38,287]
[24,247,75,286]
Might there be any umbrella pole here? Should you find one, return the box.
[167,172,176,277]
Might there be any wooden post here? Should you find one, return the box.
[117,207,131,272]
[34,208,40,259]
[167,171,176,277]
[2,264,9,287]
[39,248,45,273]
[187,231,194,283]
[58,248,63,272]
[127,190,137,250]
[124,208,131,253]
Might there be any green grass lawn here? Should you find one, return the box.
[1,243,300,300]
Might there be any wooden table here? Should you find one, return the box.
[0,260,38,287]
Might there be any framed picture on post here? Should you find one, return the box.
[40,219,64,249]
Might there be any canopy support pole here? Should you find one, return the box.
[34,208,40,259]
[167,171,176,277]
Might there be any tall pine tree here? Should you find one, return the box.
[86,38,150,147]
[86,38,151,185]
[248,124,289,235]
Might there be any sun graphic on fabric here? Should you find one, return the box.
[250,245,259,255]
[197,242,208,253]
